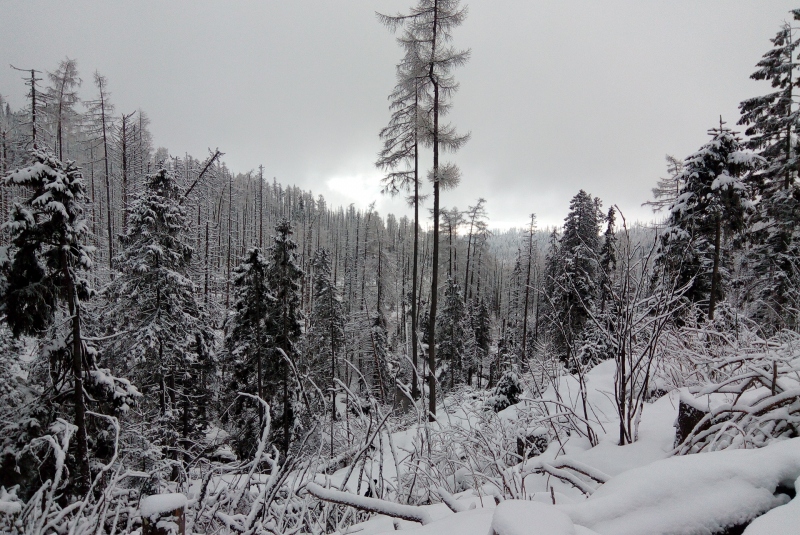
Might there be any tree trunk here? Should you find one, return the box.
[204,221,210,305]
[708,216,721,320]
[100,84,113,269]
[257,342,264,427]
[159,339,166,415]
[330,282,337,458]
[463,223,473,302]
[31,70,38,145]
[121,113,129,233]
[361,211,371,310]
[57,78,65,160]
[521,216,535,357]
[411,90,421,401]
[259,165,264,248]
[353,214,360,309]
[427,1,440,422]
[182,381,190,466]
[61,245,89,492]
[618,344,628,445]
[226,170,232,310]
[282,242,292,456]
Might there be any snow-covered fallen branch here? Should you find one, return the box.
[437,487,472,513]
[305,483,433,525]
[521,457,610,496]
[676,330,800,453]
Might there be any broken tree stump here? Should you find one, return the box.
[141,493,187,535]
[675,395,709,448]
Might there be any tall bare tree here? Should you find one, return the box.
[46,58,81,161]
[86,72,116,268]
[378,0,470,419]
[462,198,487,300]
[375,38,430,400]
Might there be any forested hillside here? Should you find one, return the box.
[1,3,800,535]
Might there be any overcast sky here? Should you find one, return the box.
[1,1,797,228]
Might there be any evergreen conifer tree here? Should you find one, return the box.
[436,277,467,390]
[469,297,491,386]
[368,310,394,403]
[105,163,213,477]
[549,190,602,364]
[599,207,618,312]
[573,207,619,370]
[266,219,303,455]
[2,148,137,491]
[657,126,757,320]
[225,247,273,458]
[739,18,800,328]
[307,248,345,454]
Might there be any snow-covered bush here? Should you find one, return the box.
[676,328,800,453]
[485,371,523,412]
[0,395,335,535]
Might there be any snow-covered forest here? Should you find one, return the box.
[1,2,800,534]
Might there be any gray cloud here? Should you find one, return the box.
[1,0,796,228]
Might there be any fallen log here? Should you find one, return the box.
[306,482,433,525]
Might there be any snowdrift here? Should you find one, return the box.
[350,437,800,535]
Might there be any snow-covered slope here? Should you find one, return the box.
[328,359,800,535]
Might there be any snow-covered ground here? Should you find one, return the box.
[319,360,800,535]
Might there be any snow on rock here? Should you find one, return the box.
[0,486,21,515]
[0,501,20,515]
[743,475,800,534]
[140,493,187,519]
[562,438,800,535]
[491,500,576,535]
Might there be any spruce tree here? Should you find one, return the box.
[738,18,800,328]
[436,277,467,390]
[599,206,618,313]
[369,310,394,403]
[307,248,345,455]
[469,297,491,387]
[657,125,757,320]
[571,207,618,370]
[1,148,137,491]
[506,252,524,356]
[520,213,537,359]
[225,247,273,458]
[542,229,561,311]
[105,163,213,476]
[549,190,602,364]
[540,228,561,354]
[0,324,44,492]
[266,219,303,456]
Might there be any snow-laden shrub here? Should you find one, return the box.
[485,371,523,413]
[0,486,22,532]
[673,327,800,453]
[0,394,340,535]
